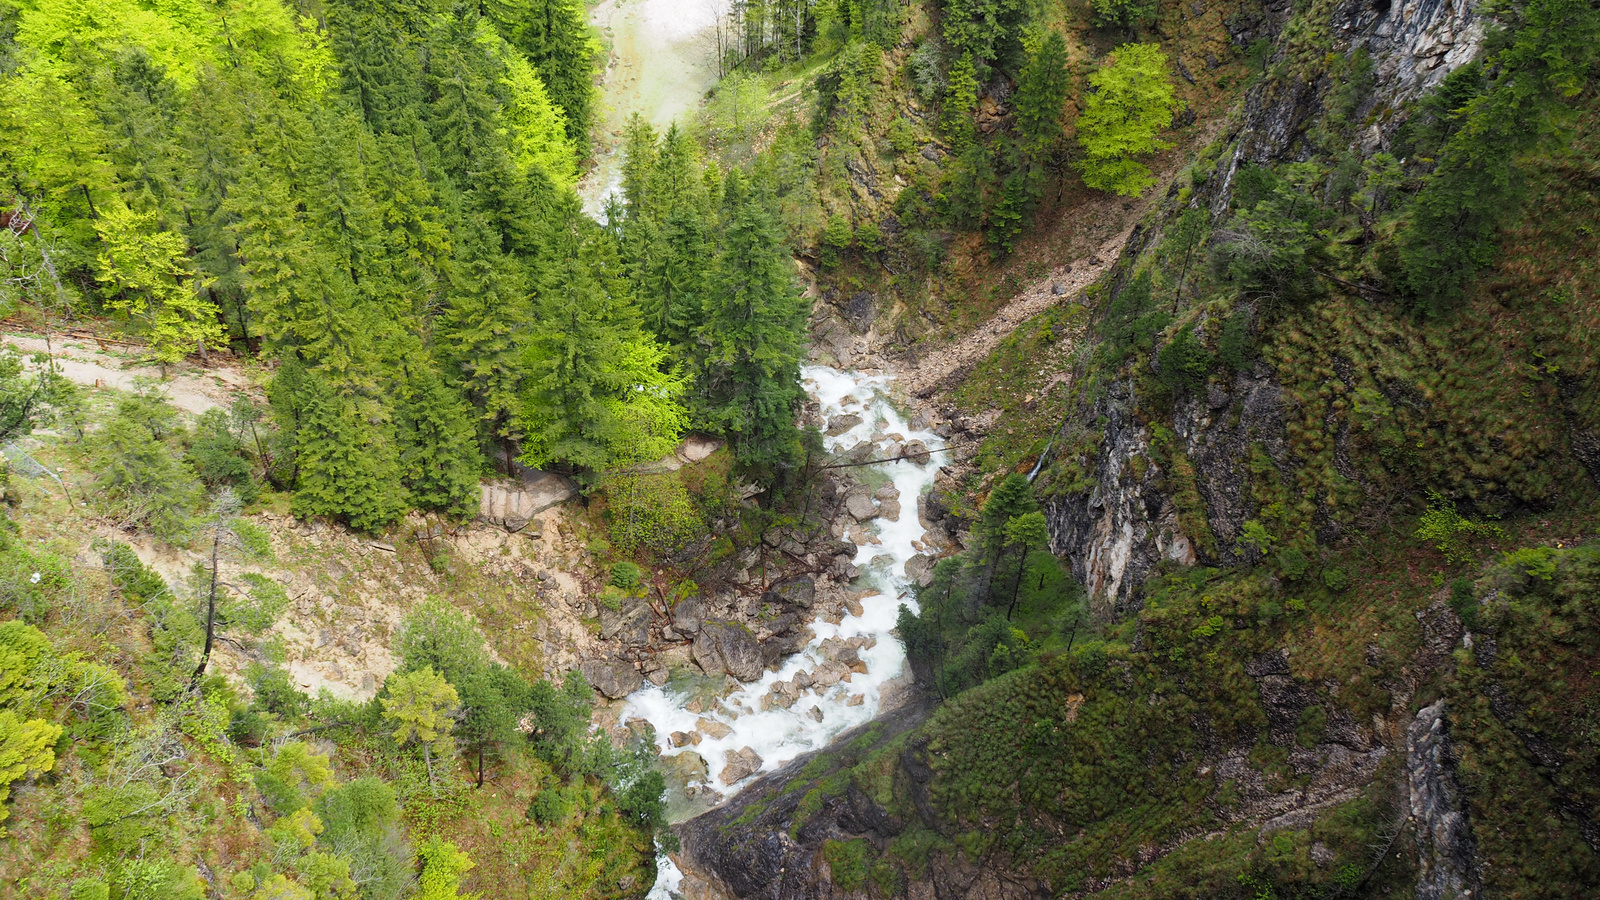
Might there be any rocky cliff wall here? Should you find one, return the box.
[1045,0,1487,616]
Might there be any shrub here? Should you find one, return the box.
[527,787,573,825]
[1322,567,1350,592]
[610,561,644,590]
[822,838,872,891]
[1414,491,1503,563]
[1276,547,1310,580]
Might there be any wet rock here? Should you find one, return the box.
[845,694,865,707]
[670,731,701,748]
[665,751,709,786]
[812,660,851,687]
[902,440,932,465]
[693,620,765,682]
[697,718,733,740]
[719,746,764,784]
[904,553,937,587]
[805,705,824,722]
[845,492,878,521]
[580,658,642,700]
[764,575,815,609]
[877,497,902,522]
[826,413,863,436]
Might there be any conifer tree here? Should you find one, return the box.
[289,372,406,532]
[487,0,598,143]
[519,199,687,473]
[697,172,807,471]
[396,367,483,518]
[438,213,532,454]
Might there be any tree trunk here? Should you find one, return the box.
[191,528,222,686]
[423,742,437,797]
[476,743,485,788]
[1005,544,1029,620]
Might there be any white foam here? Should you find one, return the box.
[633,365,944,899]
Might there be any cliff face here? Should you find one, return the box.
[1046,0,1488,618]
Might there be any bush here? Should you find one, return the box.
[527,787,573,825]
[1156,324,1214,394]
[1322,567,1350,592]
[1276,547,1310,580]
[610,561,644,590]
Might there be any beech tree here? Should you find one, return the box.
[381,667,459,796]
[1076,43,1181,197]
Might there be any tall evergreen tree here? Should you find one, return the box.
[697,172,808,471]
[396,366,483,518]
[485,0,598,143]
[289,372,407,532]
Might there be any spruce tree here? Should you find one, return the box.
[396,367,483,519]
[289,372,407,532]
[697,171,808,471]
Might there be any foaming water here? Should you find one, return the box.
[631,365,944,897]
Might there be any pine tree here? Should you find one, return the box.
[381,667,459,796]
[697,172,808,471]
[1013,31,1071,155]
[289,372,406,532]
[396,366,483,518]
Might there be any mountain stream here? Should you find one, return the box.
[623,367,945,897]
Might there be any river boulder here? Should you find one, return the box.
[693,620,764,681]
[844,491,877,521]
[764,575,816,608]
[580,658,642,700]
[719,746,764,784]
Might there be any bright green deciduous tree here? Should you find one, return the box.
[0,709,62,830]
[1075,43,1181,197]
[381,667,459,795]
[416,838,479,900]
[94,204,226,363]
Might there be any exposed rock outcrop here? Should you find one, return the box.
[1408,700,1483,900]
[693,620,765,681]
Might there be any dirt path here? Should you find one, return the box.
[901,120,1228,400]
[902,224,1136,398]
[1,330,259,416]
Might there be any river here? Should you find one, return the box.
[578,8,942,895]
[578,0,727,217]
[622,368,945,897]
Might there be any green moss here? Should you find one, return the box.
[822,838,872,891]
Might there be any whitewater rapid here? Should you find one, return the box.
[626,365,945,898]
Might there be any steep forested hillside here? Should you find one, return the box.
[3,0,1599,893]
[673,0,1600,895]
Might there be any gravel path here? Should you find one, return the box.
[1,331,259,416]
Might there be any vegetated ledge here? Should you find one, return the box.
[674,688,940,900]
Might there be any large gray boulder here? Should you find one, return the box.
[478,470,576,532]
[719,746,764,784]
[693,620,764,682]
[600,597,653,645]
[763,575,815,609]
[671,594,707,634]
[580,658,642,699]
